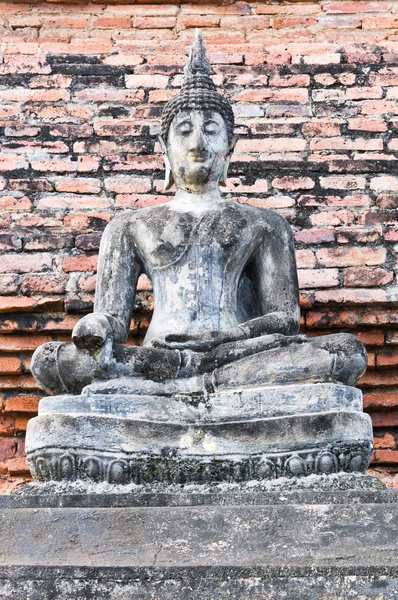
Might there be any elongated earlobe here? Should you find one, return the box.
[158,135,174,191]
[219,135,238,187]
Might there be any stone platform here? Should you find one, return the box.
[26,382,373,485]
[1,487,398,599]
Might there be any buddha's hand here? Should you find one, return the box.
[72,313,113,352]
[154,331,234,351]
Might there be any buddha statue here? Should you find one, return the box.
[26,31,373,487]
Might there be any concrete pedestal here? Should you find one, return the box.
[1,489,398,599]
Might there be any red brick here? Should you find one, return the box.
[361,101,398,115]
[74,89,144,103]
[344,267,393,287]
[370,176,398,192]
[271,176,314,191]
[302,121,341,137]
[310,209,355,227]
[0,336,52,352]
[0,254,55,274]
[363,16,398,29]
[0,439,16,461]
[134,16,176,29]
[4,396,40,414]
[274,17,317,29]
[54,177,102,194]
[294,229,336,244]
[310,137,382,151]
[347,117,387,132]
[29,74,72,89]
[232,88,308,103]
[93,16,132,28]
[236,138,306,152]
[220,16,270,29]
[179,16,220,28]
[378,350,398,367]
[104,176,152,194]
[31,158,100,173]
[63,255,98,273]
[0,196,32,211]
[364,391,398,409]
[316,247,386,267]
[374,430,396,447]
[0,358,21,374]
[372,450,398,464]
[0,416,15,437]
[0,275,19,296]
[6,456,30,475]
[21,274,68,296]
[298,268,339,289]
[319,175,366,190]
[296,249,316,269]
[93,121,145,137]
[314,288,387,304]
[336,227,381,242]
[103,54,144,66]
[324,2,388,13]
[356,331,385,346]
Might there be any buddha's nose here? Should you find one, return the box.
[189,128,209,159]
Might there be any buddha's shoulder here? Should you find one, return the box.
[221,200,292,233]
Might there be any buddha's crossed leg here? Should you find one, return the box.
[31,331,366,396]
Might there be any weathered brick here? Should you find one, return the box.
[302,121,341,137]
[0,254,55,274]
[310,209,355,226]
[63,255,98,273]
[134,16,176,29]
[298,268,339,289]
[236,138,306,152]
[319,175,366,190]
[54,177,102,194]
[4,396,39,414]
[310,137,382,151]
[314,288,387,304]
[294,229,336,244]
[93,16,132,29]
[344,267,393,287]
[370,176,398,191]
[74,89,144,103]
[104,176,152,194]
[316,247,387,267]
[232,88,309,103]
[0,439,16,461]
[21,274,68,296]
[0,358,22,375]
[37,194,109,210]
[271,176,314,191]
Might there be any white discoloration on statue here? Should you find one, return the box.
[26,31,373,488]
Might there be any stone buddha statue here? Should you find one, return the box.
[26,31,373,488]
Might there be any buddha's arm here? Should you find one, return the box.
[72,214,140,348]
[241,213,300,338]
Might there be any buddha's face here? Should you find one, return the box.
[166,110,230,191]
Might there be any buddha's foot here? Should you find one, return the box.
[25,382,373,488]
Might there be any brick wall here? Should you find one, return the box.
[0,0,397,492]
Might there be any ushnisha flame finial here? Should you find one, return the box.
[160,29,235,144]
[183,29,211,78]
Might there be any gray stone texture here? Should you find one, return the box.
[1,490,398,599]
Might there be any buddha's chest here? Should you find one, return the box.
[136,207,252,273]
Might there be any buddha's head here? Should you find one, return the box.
[159,30,236,193]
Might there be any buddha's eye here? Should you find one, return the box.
[177,122,193,135]
[204,121,220,135]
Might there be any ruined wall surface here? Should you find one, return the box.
[0,0,397,492]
